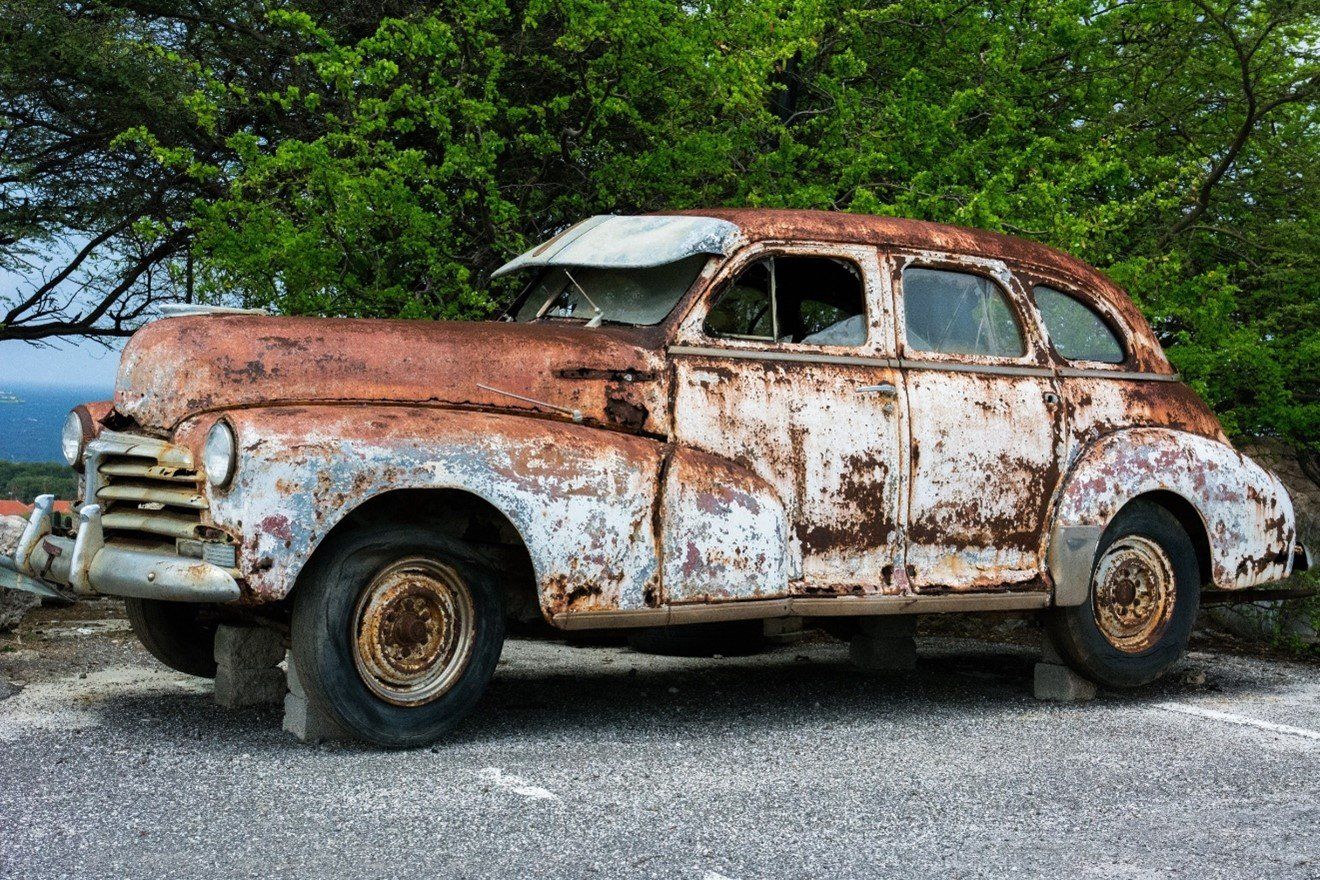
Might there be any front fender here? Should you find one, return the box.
[188,406,666,616]
[1048,427,1295,604]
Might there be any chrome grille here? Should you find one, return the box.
[84,431,206,544]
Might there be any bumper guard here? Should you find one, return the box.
[1,494,240,603]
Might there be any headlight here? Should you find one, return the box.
[203,420,237,489]
[61,410,85,467]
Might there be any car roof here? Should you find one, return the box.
[675,208,1168,373]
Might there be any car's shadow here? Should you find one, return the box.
[77,635,1285,751]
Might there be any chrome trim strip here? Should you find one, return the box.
[669,344,1181,382]
[552,591,1051,630]
[1057,367,1180,382]
[669,345,896,368]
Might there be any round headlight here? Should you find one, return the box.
[61,410,85,467]
[203,420,237,489]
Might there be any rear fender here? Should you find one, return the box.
[1048,427,1295,605]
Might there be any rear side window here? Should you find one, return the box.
[902,267,1025,357]
[1034,286,1124,364]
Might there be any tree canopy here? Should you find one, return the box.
[2,0,1316,455]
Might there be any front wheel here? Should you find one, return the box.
[1046,501,1201,688]
[291,523,505,748]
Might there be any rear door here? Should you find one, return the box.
[890,253,1066,592]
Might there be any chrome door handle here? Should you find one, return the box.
[857,383,899,397]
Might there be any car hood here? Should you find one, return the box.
[115,315,669,435]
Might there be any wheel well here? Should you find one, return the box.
[1124,490,1212,586]
[305,488,541,624]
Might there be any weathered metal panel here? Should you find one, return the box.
[1052,427,1295,591]
[889,250,1063,592]
[492,215,743,277]
[668,242,906,594]
[659,446,789,603]
[181,406,666,614]
[117,317,671,435]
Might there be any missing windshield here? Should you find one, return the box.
[513,254,709,326]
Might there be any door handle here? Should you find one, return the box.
[857,383,899,397]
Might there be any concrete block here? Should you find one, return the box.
[1033,662,1097,702]
[282,654,348,743]
[214,666,286,708]
[214,624,285,669]
[849,616,918,672]
[283,691,349,744]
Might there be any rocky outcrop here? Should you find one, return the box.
[0,515,39,632]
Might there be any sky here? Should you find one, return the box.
[0,337,123,391]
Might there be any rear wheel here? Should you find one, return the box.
[291,522,505,748]
[124,597,218,679]
[1047,501,1201,688]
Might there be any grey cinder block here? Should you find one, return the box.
[1033,662,1097,702]
[282,654,348,743]
[214,666,286,708]
[214,624,286,669]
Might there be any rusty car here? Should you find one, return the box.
[1,209,1309,746]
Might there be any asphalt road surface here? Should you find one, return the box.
[1,602,1317,880]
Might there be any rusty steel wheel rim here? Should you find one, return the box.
[1091,535,1177,654]
[352,557,476,706]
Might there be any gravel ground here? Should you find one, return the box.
[1,602,1317,880]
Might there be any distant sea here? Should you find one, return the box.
[0,382,114,462]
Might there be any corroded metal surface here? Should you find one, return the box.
[352,557,475,706]
[184,405,667,613]
[18,208,1297,624]
[117,317,671,436]
[1052,427,1295,589]
[1091,535,1177,653]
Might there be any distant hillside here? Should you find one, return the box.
[0,461,77,503]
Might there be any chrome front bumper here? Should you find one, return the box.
[0,494,240,603]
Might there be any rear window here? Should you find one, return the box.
[1034,286,1125,364]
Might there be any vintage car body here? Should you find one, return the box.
[1,209,1308,743]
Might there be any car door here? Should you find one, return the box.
[890,252,1066,592]
[665,242,908,601]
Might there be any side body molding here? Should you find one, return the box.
[1048,427,1296,605]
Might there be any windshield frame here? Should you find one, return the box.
[505,255,715,329]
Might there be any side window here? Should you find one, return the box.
[1034,285,1125,364]
[902,267,1025,357]
[704,256,866,346]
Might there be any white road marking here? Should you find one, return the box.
[1154,702,1320,742]
[477,767,559,801]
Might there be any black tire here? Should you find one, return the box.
[291,522,505,748]
[124,597,219,679]
[627,620,767,657]
[1047,501,1201,688]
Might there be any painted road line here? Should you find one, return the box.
[1155,703,1320,742]
[477,767,560,800]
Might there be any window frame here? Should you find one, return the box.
[1030,283,1129,366]
[1017,269,1136,371]
[891,254,1047,366]
[680,241,884,354]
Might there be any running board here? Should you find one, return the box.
[552,591,1050,630]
